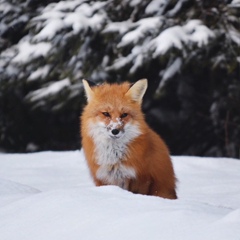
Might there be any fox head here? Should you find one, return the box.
[82,79,148,141]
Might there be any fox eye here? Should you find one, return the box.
[120,113,128,118]
[102,112,111,117]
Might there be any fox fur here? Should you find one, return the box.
[81,79,177,199]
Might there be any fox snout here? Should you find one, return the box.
[111,128,120,135]
[110,128,121,139]
[106,119,124,139]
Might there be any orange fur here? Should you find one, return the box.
[81,79,177,199]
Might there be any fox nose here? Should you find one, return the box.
[111,129,120,135]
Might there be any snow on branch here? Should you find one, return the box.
[12,41,51,64]
[107,19,215,76]
[229,0,240,7]
[118,17,163,47]
[33,0,107,40]
[151,20,215,57]
[0,0,237,105]
[26,78,71,102]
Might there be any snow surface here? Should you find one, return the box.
[0,151,240,240]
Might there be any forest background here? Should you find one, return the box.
[0,0,239,158]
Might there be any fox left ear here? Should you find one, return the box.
[82,79,94,102]
[125,79,148,104]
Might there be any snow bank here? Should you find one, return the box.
[0,151,240,240]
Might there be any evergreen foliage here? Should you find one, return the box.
[0,0,239,157]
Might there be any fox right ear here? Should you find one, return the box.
[82,79,94,102]
[125,79,148,104]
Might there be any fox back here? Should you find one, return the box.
[81,79,177,199]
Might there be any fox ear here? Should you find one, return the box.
[82,79,94,102]
[126,79,148,104]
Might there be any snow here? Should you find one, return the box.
[153,26,187,55]
[0,151,240,240]
[107,18,215,75]
[230,0,240,7]
[1,0,218,85]
[145,0,169,15]
[26,78,71,102]
[1,0,108,68]
[12,41,51,64]
[184,20,215,46]
[166,0,187,17]
[107,55,133,72]
[34,0,106,37]
[64,12,104,33]
[51,0,85,11]
[28,65,51,82]
[0,2,18,14]
[103,20,134,35]
[129,0,142,7]
[151,20,215,57]
[118,17,163,47]
[34,19,65,41]
[159,57,182,89]
[228,27,240,45]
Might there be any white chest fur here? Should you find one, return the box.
[93,136,136,187]
[87,121,140,186]
[95,135,128,165]
[88,121,141,165]
[96,164,136,189]
[94,136,137,187]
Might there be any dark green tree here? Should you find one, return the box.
[0,0,239,157]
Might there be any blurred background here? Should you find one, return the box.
[0,0,239,157]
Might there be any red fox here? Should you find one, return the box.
[81,79,177,199]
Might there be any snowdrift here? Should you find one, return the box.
[0,151,240,240]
